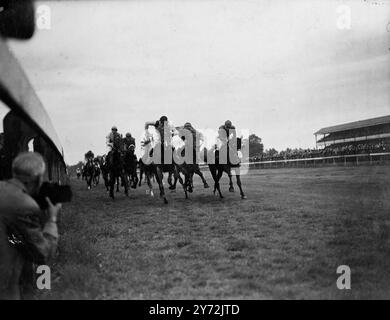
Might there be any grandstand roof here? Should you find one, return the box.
[315,115,390,135]
[0,39,64,161]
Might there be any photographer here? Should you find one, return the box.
[0,152,62,300]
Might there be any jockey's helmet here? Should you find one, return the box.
[160,116,168,123]
[126,132,132,138]
[225,120,232,128]
[184,122,192,128]
[111,126,118,132]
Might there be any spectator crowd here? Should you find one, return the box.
[250,139,390,162]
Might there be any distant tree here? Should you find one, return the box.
[248,134,264,157]
[265,148,278,158]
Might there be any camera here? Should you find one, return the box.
[33,182,73,210]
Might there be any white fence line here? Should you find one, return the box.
[244,152,390,168]
[198,152,390,169]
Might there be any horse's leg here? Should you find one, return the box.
[155,166,168,204]
[168,171,173,187]
[87,175,91,189]
[134,169,139,188]
[194,166,209,188]
[175,167,188,199]
[104,172,109,191]
[185,168,193,193]
[122,171,129,197]
[146,172,154,197]
[209,165,222,197]
[116,176,120,192]
[139,167,143,187]
[228,167,234,192]
[109,171,115,199]
[235,173,246,199]
[215,168,224,198]
[168,170,177,190]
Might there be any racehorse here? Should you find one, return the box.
[81,165,87,180]
[123,144,139,189]
[169,163,209,192]
[106,137,129,199]
[93,161,101,186]
[205,137,246,199]
[140,152,189,204]
[84,158,95,190]
[167,133,209,192]
[97,156,110,191]
[140,124,190,204]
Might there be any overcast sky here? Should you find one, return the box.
[5,0,390,164]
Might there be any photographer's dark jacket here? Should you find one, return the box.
[0,179,58,300]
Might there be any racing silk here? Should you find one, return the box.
[140,125,160,158]
[124,136,136,149]
[183,124,204,150]
[217,124,237,149]
[148,120,183,150]
[106,132,122,150]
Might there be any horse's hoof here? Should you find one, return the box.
[168,186,176,190]
[241,195,247,199]
[229,187,234,192]
[204,184,209,188]
[164,198,168,204]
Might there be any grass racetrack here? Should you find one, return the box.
[40,165,390,299]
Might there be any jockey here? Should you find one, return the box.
[140,122,159,159]
[85,150,94,161]
[217,120,240,164]
[124,132,136,150]
[182,122,205,163]
[218,120,237,146]
[145,116,178,138]
[106,126,122,152]
[144,116,182,149]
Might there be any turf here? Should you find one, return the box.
[39,165,390,299]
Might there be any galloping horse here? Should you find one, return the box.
[140,124,189,204]
[106,136,129,199]
[84,158,95,190]
[206,137,246,199]
[123,144,139,189]
[168,128,209,192]
[93,160,101,186]
[97,155,110,191]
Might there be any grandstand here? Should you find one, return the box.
[315,115,390,156]
[0,36,67,183]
